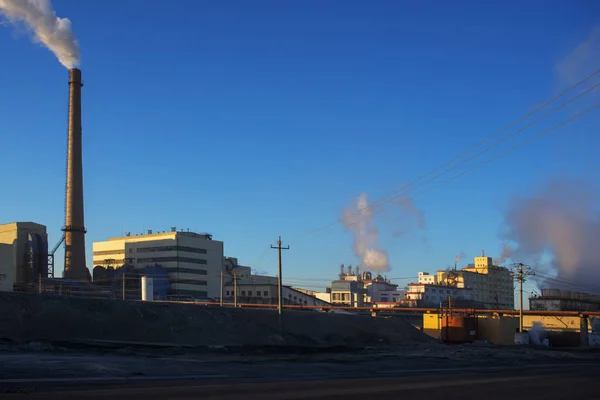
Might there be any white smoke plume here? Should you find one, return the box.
[494,244,513,265]
[501,179,600,292]
[341,193,390,273]
[455,252,466,264]
[0,0,79,68]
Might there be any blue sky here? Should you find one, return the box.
[1,0,599,296]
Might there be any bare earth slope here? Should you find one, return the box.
[0,292,431,347]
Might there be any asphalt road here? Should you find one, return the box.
[2,361,598,399]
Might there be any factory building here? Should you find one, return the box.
[404,283,473,307]
[222,283,331,307]
[530,289,600,312]
[434,255,514,309]
[325,264,404,307]
[93,229,224,299]
[0,222,48,292]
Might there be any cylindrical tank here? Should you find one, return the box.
[441,316,478,344]
[141,276,154,301]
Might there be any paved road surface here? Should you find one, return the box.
[2,363,598,399]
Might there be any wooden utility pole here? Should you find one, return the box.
[513,263,535,333]
[233,273,238,307]
[271,237,289,333]
[220,270,224,306]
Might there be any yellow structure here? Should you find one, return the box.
[0,222,48,291]
[423,312,594,346]
[437,255,514,309]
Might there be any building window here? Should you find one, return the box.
[241,291,246,296]
[263,291,268,296]
[137,246,207,254]
[248,291,253,296]
[226,291,230,296]
[136,256,208,265]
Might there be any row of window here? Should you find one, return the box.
[169,279,207,286]
[93,250,125,256]
[137,246,207,254]
[226,290,270,297]
[161,268,207,275]
[171,289,208,298]
[137,256,207,264]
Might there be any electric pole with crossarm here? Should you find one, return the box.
[513,263,535,333]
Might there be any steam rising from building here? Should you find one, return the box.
[494,244,513,265]
[455,252,466,264]
[501,179,600,292]
[0,0,79,68]
[341,193,390,273]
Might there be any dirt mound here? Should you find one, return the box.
[0,292,431,347]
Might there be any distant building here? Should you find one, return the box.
[530,289,600,312]
[327,264,404,307]
[418,271,438,285]
[435,255,514,309]
[0,222,48,292]
[222,283,331,307]
[330,279,366,307]
[404,283,473,307]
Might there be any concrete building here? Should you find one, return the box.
[93,229,223,298]
[435,255,514,309]
[418,271,438,285]
[330,279,366,307]
[223,283,331,307]
[405,283,473,307]
[0,222,48,291]
[530,289,600,312]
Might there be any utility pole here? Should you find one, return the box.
[271,236,289,333]
[220,270,224,306]
[122,272,125,300]
[513,263,535,333]
[233,273,237,308]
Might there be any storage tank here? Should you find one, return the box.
[141,276,154,301]
[441,316,478,344]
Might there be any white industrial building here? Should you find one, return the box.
[405,283,473,307]
[223,283,331,307]
[93,229,225,299]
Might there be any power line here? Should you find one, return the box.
[293,69,600,240]
[344,103,599,227]
[345,83,600,225]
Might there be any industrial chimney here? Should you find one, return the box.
[62,68,89,281]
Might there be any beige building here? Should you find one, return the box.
[437,255,514,309]
[93,229,224,298]
[0,222,48,291]
[223,283,331,307]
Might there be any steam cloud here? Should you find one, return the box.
[455,252,466,264]
[0,0,80,68]
[501,179,600,292]
[494,244,513,265]
[341,193,390,273]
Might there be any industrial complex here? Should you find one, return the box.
[0,68,598,353]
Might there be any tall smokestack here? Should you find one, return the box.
[62,68,88,280]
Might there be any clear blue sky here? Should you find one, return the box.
[1,0,599,295]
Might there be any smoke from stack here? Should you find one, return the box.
[454,252,466,264]
[494,244,513,265]
[341,193,390,273]
[0,0,80,68]
[501,179,600,292]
